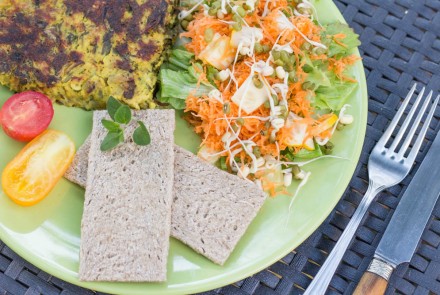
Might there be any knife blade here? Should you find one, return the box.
[354,131,440,295]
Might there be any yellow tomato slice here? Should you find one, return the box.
[2,130,75,206]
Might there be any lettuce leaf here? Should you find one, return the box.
[157,96,187,109]
[163,47,194,71]
[314,80,357,111]
[294,141,323,159]
[322,23,361,58]
[301,56,331,91]
[158,68,215,109]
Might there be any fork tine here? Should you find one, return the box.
[397,90,433,158]
[407,94,439,164]
[377,84,417,147]
[388,86,425,152]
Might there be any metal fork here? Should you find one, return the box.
[304,84,439,295]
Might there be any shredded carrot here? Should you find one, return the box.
[328,55,361,82]
[178,1,359,196]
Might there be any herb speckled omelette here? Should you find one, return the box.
[0,0,176,109]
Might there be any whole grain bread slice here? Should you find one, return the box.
[64,135,90,187]
[79,110,175,282]
[172,146,266,265]
[67,138,266,265]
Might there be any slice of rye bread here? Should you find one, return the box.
[79,110,175,282]
[64,135,91,187]
[172,146,266,265]
[67,141,267,265]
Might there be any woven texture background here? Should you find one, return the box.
[1,0,440,294]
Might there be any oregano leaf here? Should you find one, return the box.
[114,105,132,124]
[100,131,124,151]
[133,121,151,146]
[101,119,121,133]
[106,96,122,121]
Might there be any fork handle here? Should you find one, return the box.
[303,182,382,295]
[353,258,394,295]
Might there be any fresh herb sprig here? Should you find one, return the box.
[100,97,151,151]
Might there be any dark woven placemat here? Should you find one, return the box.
[1,0,440,294]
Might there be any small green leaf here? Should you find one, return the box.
[100,131,124,151]
[114,105,132,124]
[133,121,151,146]
[101,119,121,133]
[107,96,122,120]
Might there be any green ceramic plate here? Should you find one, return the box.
[0,1,367,294]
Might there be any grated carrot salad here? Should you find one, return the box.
[176,0,360,196]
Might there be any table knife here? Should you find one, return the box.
[354,131,440,295]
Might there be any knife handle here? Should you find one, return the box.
[353,258,394,295]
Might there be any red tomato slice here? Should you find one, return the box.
[0,91,54,142]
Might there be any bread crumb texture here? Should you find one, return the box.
[79,110,175,282]
[171,146,267,265]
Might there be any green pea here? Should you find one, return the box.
[184,13,194,21]
[274,59,284,67]
[272,50,280,60]
[289,55,296,65]
[292,165,301,176]
[285,63,294,72]
[324,141,334,150]
[243,3,252,10]
[212,1,221,8]
[288,71,298,83]
[252,76,263,88]
[302,81,315,90]
[322,142,334,155]
[322,147,332,155]
[254,43,263,54]
[219,156,228,170]
[208,7,218,16]
[302,42,311,51]
[279,105,288,117]
[232,14,241,22]
[236,6,246,17]
[204,28,214,42]
[253,146,261,158]
[336,122,345,131]
[314,47,326,55]
[262,44,271,53]
[264,100,271,109]
[232,22,242,31]
[280,50,290,64]
[302,64,313,73]
[272,94,279,106]
[236,117,245,125]
[181,20,189,30]
[223,103,230,114]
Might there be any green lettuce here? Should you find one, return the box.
[294,141,323,159]
[158,47,216,110]
[158,68,215,109]
[314,80,357,111]
[162,47,194,71]
[322,23,361,58]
